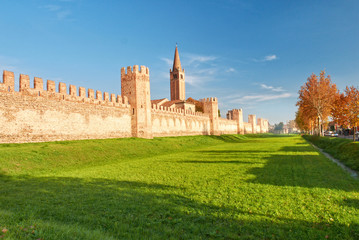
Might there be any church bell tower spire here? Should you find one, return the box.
[170,45,185,101]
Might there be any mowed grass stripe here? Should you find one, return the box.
[0,135,358,239]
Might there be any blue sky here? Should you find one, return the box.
[1,0,358,124]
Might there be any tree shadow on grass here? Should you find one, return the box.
[209,135,246,143]
[342,198,359,209]
[187,150,270,162]
[280,145,316,152]
[244,134,295,138]
[176,160,261,164]
[198,150,274,154]
[1,173,359,239]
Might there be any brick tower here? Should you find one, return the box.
[121,65,153,139]
[230,109,244,134]
[170,45,185,101]
[248,114,257,134]
[203,97,219,135]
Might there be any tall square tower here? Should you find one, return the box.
[170,45,185,101]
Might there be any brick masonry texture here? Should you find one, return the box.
[0,59,268,143]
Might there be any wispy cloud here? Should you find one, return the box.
[253,54,278,62]
[227,93,292,104]
[186,54,217,64]
[160,53,218,87]
[260,84,285,92]
[264,55,277,61]
[226,67,236,73]
[57,10,71,20]
[43,5,61,11]
[186,75,212,87]
[41,3,72,20]
[161,57,172,67]
[184,53,218,86]
[0,55,19,72]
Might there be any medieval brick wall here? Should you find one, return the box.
[0,71,132,143]
[0,66,269,143]
[218,118,238,135]
[151,105,210,137]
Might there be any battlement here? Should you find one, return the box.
[0,70,129,108]
[0,70,15,92]
[201,97,218,103]
[151,103,206,117]
[121,65,149,77]
[0,59,269,142]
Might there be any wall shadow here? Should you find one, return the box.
[176,160,260,164]
[1,174,358,239]
[199,150,273,154]
[280,145,315,152]
[342,198,359,209]
[244,134,295,138]
[209,135,245,143]
[191,149,270,161]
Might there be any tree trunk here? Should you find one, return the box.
[354,126,357,142]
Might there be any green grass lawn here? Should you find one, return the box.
[0,134,359,239]
[303,135,359,171]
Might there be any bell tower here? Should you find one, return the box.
[170,45,185,101]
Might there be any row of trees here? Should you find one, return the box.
[295,70,359,141]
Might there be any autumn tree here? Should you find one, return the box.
[296,71,338,136]
[330,86,359,141]
[295,106,313,133]
[344,86,359,141]
[331,92,348,127]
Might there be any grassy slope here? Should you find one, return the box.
[303,135,359,171]
[0,135,359,239]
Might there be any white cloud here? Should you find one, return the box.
[0,56,19,72]
[195,68,217,75]
[159,52,218,88]
[253,54,278,62]
[43,5,61,11]
[0,65,17,72]
[186,75,210,87]
[260,84,285,92]
[160,57,172,67]
[41,4,72,20]
[57,10,71,20]
[226,68,236,73]
[264,55,277,61]
[186,54,217,64]
[228,93,292,104]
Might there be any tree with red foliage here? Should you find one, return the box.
[296,71,338,136]
[344,86,359,141]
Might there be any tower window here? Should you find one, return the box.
[173,74,177,78]
[181,74,183,79]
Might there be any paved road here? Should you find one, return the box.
[337,134,359,141]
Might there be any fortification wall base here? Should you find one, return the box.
[151,109,211,137]
[0,92,132,143]
[0,67,269,143]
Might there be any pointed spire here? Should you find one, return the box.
[173,45,182,71]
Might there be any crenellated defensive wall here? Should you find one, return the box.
[0,66,269,143]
